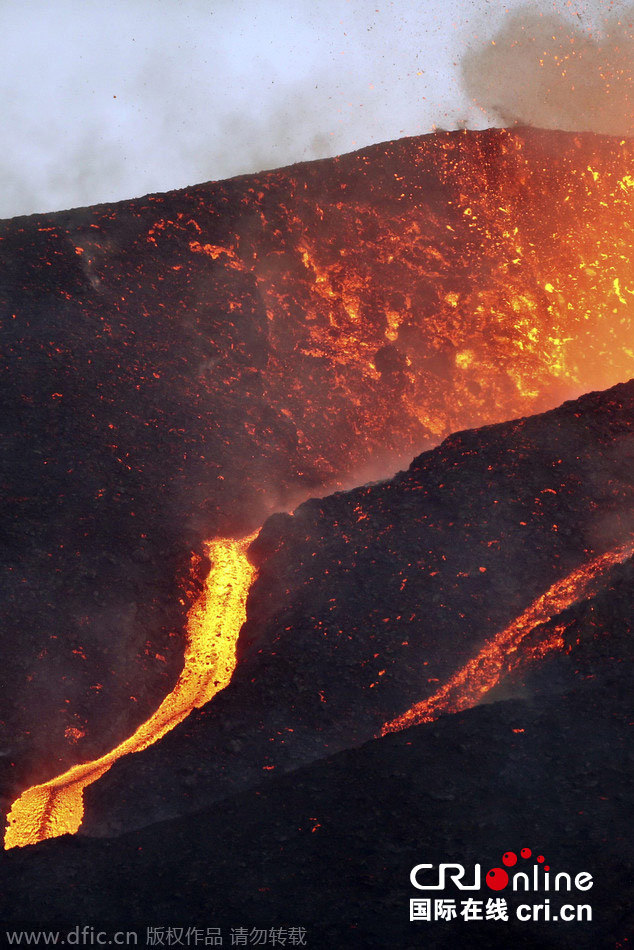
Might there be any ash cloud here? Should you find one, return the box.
[0,1,358,220]
[0,0,491,220]
[0,0,412,220]
[462,4,634,136]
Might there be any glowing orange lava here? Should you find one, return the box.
[4,534,257,850]
[141,131,634,473]
[382,540,634,735]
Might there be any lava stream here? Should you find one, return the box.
[382,541,634,735]
[4,534,257,850]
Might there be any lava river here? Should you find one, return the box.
[4,535,257,850]
[8,525,634,850]
[382,539,634,735]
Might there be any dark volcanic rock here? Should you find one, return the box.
[83,379,634,836]
[2,371,634,945]
[4,126,634,801]
[1,673,632,949]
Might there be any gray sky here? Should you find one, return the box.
[0,0,629,218]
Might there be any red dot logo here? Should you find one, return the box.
[486,868,509,891]
[520,847,532,859]
[502,851,517,866]
[537,855,545,864]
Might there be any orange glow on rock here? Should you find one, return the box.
[381,541,634,736]
[4,534,257,850]
[245,132,634,455]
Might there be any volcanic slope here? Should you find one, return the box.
[5,125,634,812]
[1,518,632,949]
[80,377,634,838]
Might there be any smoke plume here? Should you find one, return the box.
[462,4,634,136]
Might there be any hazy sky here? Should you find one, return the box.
[0,0,630,218]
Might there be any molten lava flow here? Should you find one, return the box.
[4,535,257,850]
[382,541,634,735]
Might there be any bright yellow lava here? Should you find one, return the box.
[4,534,258,850]
[382,540,634,735]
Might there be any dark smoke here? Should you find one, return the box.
[462,5,634,136]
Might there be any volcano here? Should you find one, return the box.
[2,379,633,947]
[1,127,634,946]
[52,376,634,843]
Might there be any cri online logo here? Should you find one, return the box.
[411,847,593,893]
